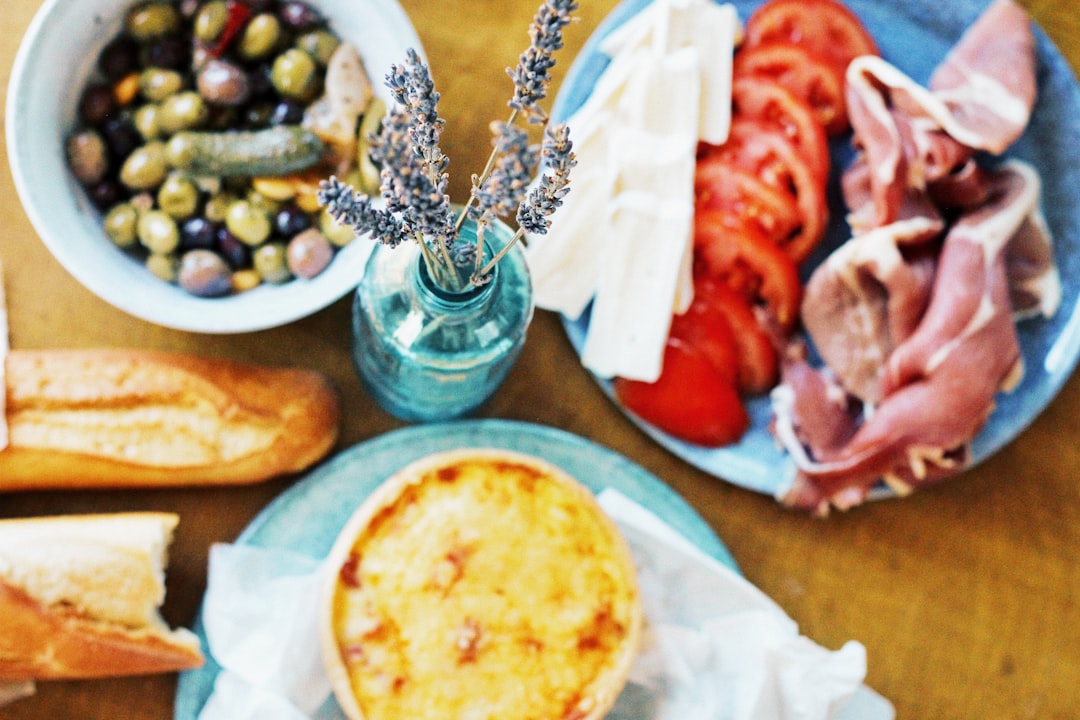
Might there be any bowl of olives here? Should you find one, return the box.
[7,0,421,333]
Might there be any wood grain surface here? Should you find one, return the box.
[1,0,1078,718]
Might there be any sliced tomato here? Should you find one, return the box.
[695,156,802,245]
[730,74,830,182]
[744,0,879,77]
[693,209,802,333]
[669,294,740,386]
[614,339,750,447]
[692,276,780,395]
[707,118,828,263]
[734,41,847,136]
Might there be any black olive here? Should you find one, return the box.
[180,216,219,250]
[88,178,128,210]
[215,227,252,268]
[268,99,304,125]
[274,203,312,237]
[247,62,276,99]
[141,35,191,71]
[97,36,141,81]
[78,84,118,127]
[100,117,144,163]
[278,1,323,32]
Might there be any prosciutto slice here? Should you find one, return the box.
[774,0,1061,514]
[840,0,1037,234]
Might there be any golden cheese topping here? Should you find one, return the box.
[323,449,641,720]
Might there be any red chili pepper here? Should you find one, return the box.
[209,0,253,58]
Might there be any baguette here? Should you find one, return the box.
[0,348,340,491]
[0,512,204,680]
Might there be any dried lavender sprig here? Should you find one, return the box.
[469,121,540,221]
[474,122,574,283]
[386,49,449,174]
[508,0,579,122]
[369,94,458,287]
[317,176,409,248]
[516,122,575,236]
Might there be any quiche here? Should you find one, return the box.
[320,448,642,720]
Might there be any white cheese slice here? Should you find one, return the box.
[582,196,695,382]
[600,0,738,144]
[580,49,700,382]
[527,0,740,381]
[528,106,621,320]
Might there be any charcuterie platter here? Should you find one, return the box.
[555,0,1080,502]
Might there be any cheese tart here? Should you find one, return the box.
[321,448,642,720]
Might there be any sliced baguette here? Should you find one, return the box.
[0,349,340,491]
[0,512,204,680]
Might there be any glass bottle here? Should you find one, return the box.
[351,215,533,422]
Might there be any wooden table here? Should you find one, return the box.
[1,0,1078,717]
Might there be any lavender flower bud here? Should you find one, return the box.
[508,0,578,121]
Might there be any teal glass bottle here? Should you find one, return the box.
[351,215,533,422]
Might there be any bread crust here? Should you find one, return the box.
[0,349,340,490]
[320,448,642,720]
[0,580,204,680]
[0,511,204,680]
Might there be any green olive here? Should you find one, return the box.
[319,208,356,247]
[253,242,292,283]
[295,30,340,66]
[119,141,168,190]
[139,68,184,102]
[203,191,237,223]
[103,202,139,247]
[246,189,282,216]
[158,91,209,135]
[164,132,195,168]
[239,14,282,61]
[271,48,317,100]
[133,104,161,140]
[146,252,180,282]
[225,199,272,246]
[193,0,229,44]
[126,2,181,41]
[157,173,200,219]
[137,209,180,254]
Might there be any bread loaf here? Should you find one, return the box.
[0,348,340,490]
[321,449,642,720]
[0,512,204,680]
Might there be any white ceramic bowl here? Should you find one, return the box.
[6,0,420,333]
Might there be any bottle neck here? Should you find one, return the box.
[413,248,498,313]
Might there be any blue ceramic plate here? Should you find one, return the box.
[558,0,1080,497]
[173,420,735,719]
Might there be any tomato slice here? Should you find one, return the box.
[695,155,802,245]
[692,276,780,395]
[707,118,828,263]
[730,74,830,182]
[669,293,740,387]
[614,339,750,447]
[693,209,802,333]
[734,41,847,136]
[744,0,879,77]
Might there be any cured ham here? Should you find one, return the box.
[774,0,1062,513]
[840,0,1037,234]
